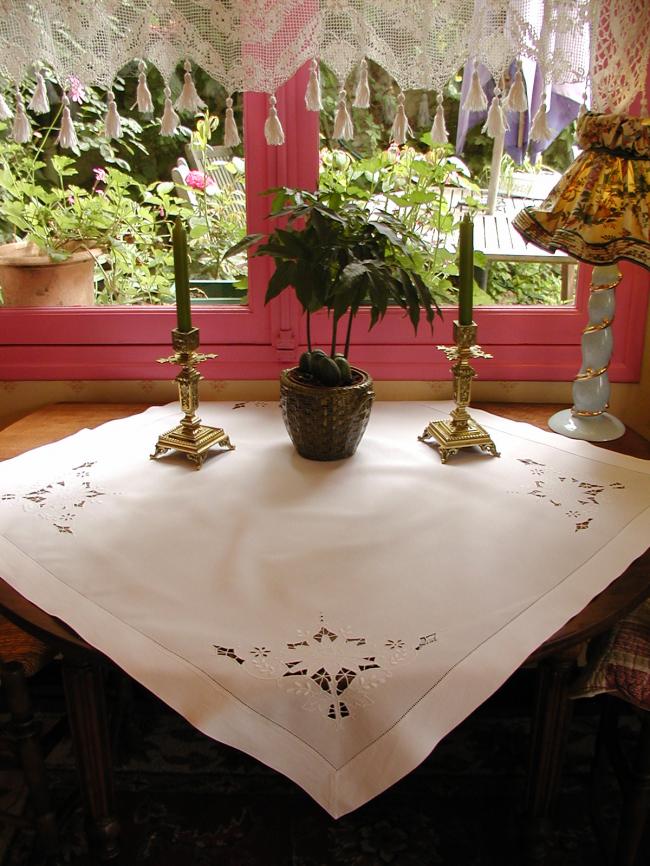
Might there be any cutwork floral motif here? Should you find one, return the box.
[214,616,437,722]
[513,459,626,532]
[1,460,112,534]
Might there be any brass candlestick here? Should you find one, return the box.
[150,327,234,469]
[419,321,499,463]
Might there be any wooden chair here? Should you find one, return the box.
[0,615,59,856]
[572,599,650,865]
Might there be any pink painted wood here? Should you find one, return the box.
[0,62,648,383]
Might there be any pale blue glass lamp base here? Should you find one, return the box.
[548,408,625,442]
[549,264,626,443]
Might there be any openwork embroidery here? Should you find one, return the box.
[514,459,626,532]
[232,401,268,410]
[214,616,437,722]
[1,461,111,534]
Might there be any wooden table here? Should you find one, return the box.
[0,402,648,861]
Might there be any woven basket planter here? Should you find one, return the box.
[280,366,375,461]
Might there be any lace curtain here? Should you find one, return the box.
[0,0,646,112]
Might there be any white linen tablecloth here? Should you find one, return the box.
[0,401,649,817]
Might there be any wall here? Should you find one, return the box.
[2,295,649,438]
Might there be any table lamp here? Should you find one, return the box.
[513,111,650,441]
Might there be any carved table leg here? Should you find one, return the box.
[524,652,578,863]
[62,656,121,860]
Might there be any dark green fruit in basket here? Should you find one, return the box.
[298,351,312,374]
[312,354,342,386]
[334,355,353,385]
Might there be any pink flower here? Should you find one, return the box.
[67,75,87,104]
[93,167,108,184]
[185,170,208,191]
[67,194,75,205]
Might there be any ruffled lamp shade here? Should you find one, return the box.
[513,112,650,441]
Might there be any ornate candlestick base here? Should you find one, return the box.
[151,328,235,469]
[419,321,500,464]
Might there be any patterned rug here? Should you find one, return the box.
[0,666,645,866]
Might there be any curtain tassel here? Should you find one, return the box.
[104,91,122,140]
[136,60,154,113]
[223,96,240,148]
[304,58,322,111]
[504,66,527,113]
[463,61,488,111]
[333,89,354,140]
[0,92,12,120]
[161,86,180,136]
[175,60,206,114]
[12,92,31,143]
[430,93,448,144]
[28,72,50,114]
[482,93,508,138]
[56,95,78,149]
[352,59,370,109]
[530,98,553,142]
[390,91,411,146]
[264,94,285,146]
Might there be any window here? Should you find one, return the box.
[0,63,647,385]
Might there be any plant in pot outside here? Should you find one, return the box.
[227,186,442,460]
[0,83,215,309]
[179,111,248,305]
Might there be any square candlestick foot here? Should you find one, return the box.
[419,418,499,464]
[151,421,234,469]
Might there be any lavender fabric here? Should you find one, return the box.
[455,62,581,164]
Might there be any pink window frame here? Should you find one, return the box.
[0,62,648,383]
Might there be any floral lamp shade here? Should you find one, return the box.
[512,112,650,442]
[513,113,650,267]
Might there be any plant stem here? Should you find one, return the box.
[306,311,312,352]
[330,315,339,357]
[343,308,354,358]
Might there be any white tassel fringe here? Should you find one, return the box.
[430,95,448,144]
[28,72,50,114]
[352,59,370,109]
[264,94,285,145]
[304,58,322,111]
[390,91,410,146]
[463,64,488,111]
[223,96,240,147]
[504,67,527,113]
[333,90,353,140]
[57,95,78,149]
[136,61,154,113]
[530,99,553,142]
[482,96,508,138]
[161,86,180,136]
[12,93,31,143]
[0,92,12,120]
[104,91,122,139]
[175,60,206,114]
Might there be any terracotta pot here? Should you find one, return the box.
[280,366,375,461]
[0,242,100,307]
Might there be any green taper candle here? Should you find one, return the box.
[458,213,474,326]
[172,216,192,332]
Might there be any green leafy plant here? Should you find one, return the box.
[486,260,567,305]
[0,126,184,304]
[227,185,441,387]
[181,111,247,286]
[319,141,481,306]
